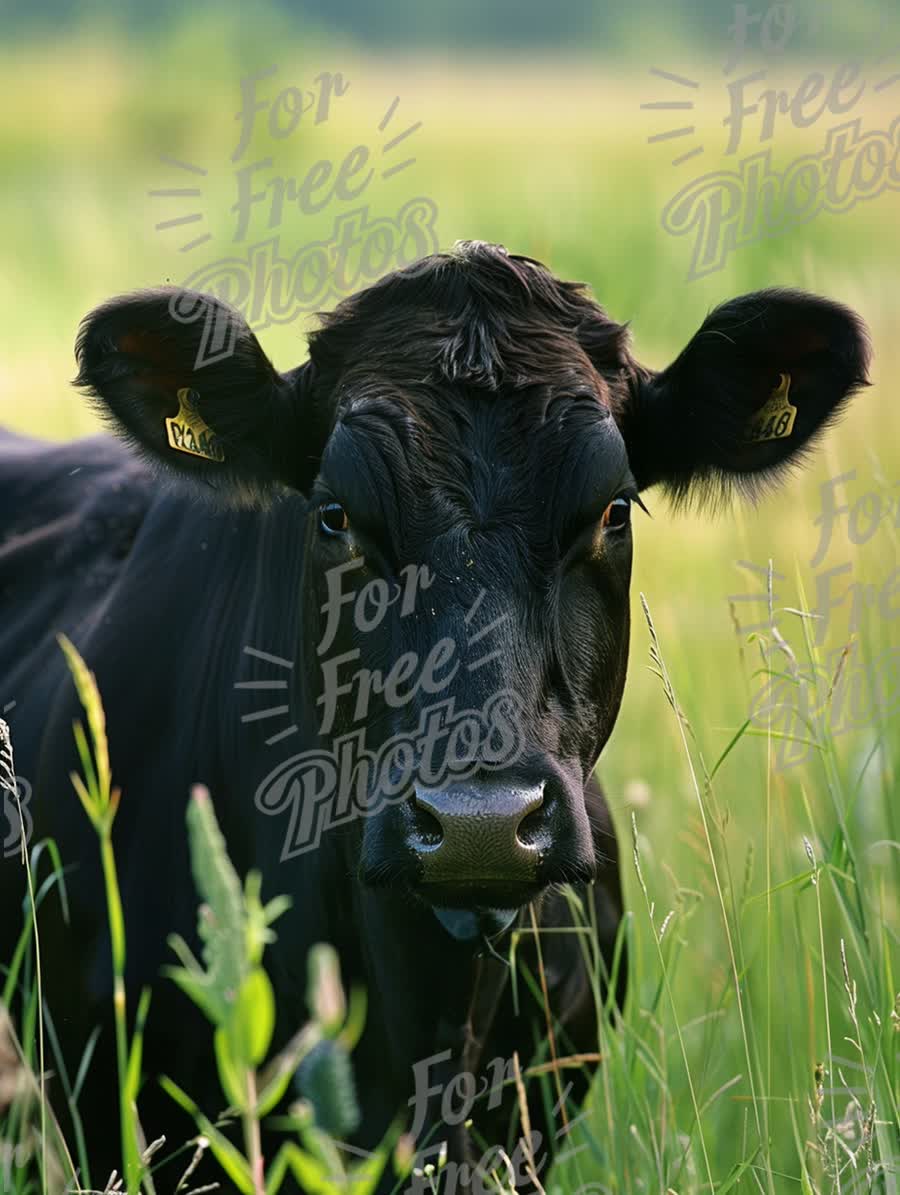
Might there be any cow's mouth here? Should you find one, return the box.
[418,878,542,942]
[431,905,521,942]
[418,878,542,908]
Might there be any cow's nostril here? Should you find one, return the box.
[409,801,443,849]
[516,802,546,847]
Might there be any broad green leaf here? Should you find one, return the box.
[184,786,247,1026]
[227,966,275,1068]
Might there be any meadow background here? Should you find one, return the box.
[1,2,898,1191]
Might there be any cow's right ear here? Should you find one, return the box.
[614,288,870,506]
[74,288,326,503]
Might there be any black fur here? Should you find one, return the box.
[2,243,869,1193]
[619,286,871,505]
[74,288,322,501]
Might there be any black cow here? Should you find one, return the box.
[0,242,869,1191]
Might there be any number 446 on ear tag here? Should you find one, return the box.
[744,373,797,444]
[165,388,225,463]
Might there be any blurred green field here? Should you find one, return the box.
[1,23,898,1194]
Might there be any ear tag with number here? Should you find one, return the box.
[165,388,225,463]
[744,373,797,444]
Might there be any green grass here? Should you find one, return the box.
[0,23,898,1194]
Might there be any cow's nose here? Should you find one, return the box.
[410,781,546,885]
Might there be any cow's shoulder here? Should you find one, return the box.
[1,428,156,575]
[0,430,157,706]
[0,427,151,524]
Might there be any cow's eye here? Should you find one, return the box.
[318,502,349,536]
[601,496,631,531]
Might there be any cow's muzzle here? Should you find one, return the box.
[358,766,596,941]
[401,778,553,924]
[411,780,546,886]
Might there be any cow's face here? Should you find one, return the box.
[299,266,641,929]
[76,243,870,939]
[305,364,635,927]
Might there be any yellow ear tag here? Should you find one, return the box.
[744,373,797,444]
[165,388,225,463]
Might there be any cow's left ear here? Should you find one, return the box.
[74,287,328,504]
[615,289,871,502]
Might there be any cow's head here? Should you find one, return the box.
[75,243,869,940]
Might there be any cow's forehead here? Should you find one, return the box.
[308,246,636,537]
[307,244,632,397]
[323,309,625,397]
[317,382,631,549]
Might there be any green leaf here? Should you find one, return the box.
[742,869,814,905]
[225,966,275,1069]
[262,893,293,926]
[58,634,111,807]
[159,1073,200,1116]
[160,1074,254,1194]
[716,1150,759,1194]
[708,718,751,782]
[71,721,99,813]
[264,1142,334,1195]
[199,1117,255,1193]
[256,1023,320,1118]
[163,963,218,1025]
[180,786,248,1027]
[307,943,346,1036]
[244,871,290,966]
[214,1026,248,1110]
[124,987,152,1103]
[338,985,367,1053]
[255,1066,299,1120]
